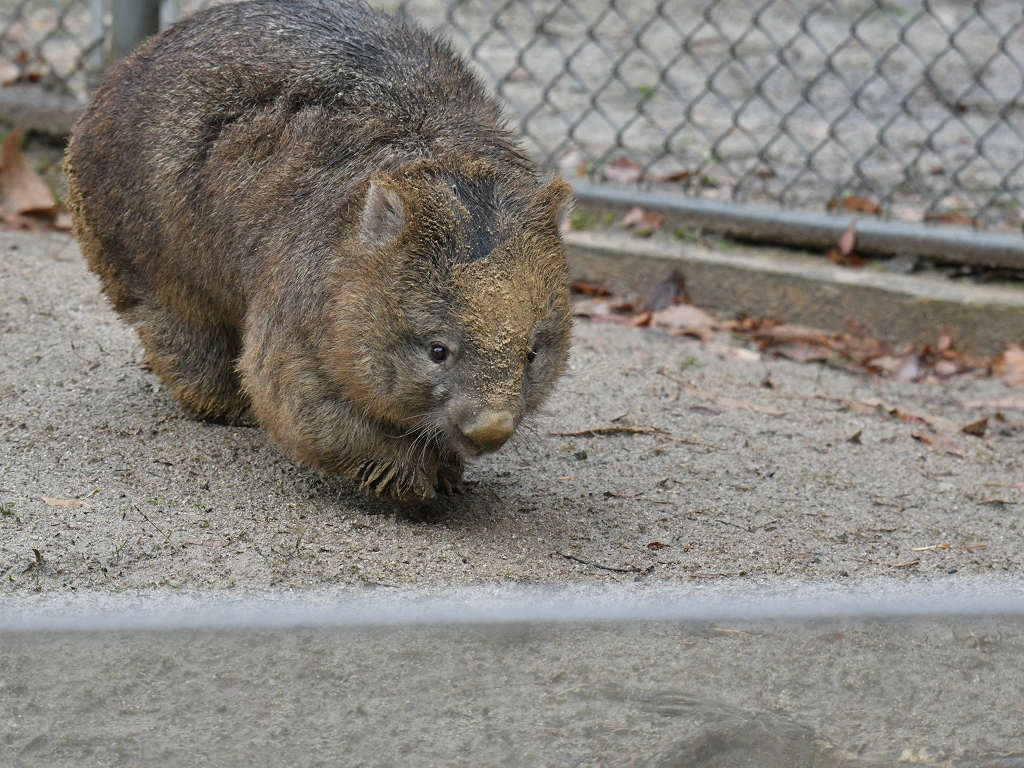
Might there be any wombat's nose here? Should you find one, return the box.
[461,409,515,453]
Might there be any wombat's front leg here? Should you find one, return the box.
[130,301,249,423]
[349,439,465,504]
[240,337,463,504]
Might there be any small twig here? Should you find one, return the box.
[133,504,164,534]
[715,518,753,532]
[558,552,654,575]
[552,425,669,438]
[551,425,722,450]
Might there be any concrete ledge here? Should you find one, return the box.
[0,86,82,136]
[572,182,1024,271]
[565,229,1024,357]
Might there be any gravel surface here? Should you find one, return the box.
[2,228,1023,594]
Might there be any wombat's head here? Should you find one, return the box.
[328,161,572,461]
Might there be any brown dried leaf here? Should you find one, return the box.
[911,430,966,457]
[774,342,830,363]
[961,417,988,437]
[603,158,644,184]
[661,170,692,182]
[827,196,883,215]
[961,397,1024,410]
[52,208,73,231]
[933,359,962,377]
[571,297,629,321]
[621,206,663,234]
[756,324,833,346]
[992,344,1024,386]
[570,279,613,297]
[0,131,56,215]
[646,541,668,550]
[838,221,857,256]
[631,310,652,327]
[41,497,85,507]
[651,303,719,342]
[826,247,866,268]
[893,354,922,383]
[621,206,646,227]
[924,210,977,227]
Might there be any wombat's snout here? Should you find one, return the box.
[453,408,516,455]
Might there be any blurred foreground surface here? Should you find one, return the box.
[2,590,1024,767]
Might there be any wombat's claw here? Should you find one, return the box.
[435,462,470,495]
[357,460,437,505]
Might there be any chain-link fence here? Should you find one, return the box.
[2,0,1023,232]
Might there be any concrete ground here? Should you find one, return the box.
[2,228,1023,594]
[3,228,1024,768]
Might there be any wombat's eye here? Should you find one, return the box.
[429,343,450,363]
[526,348,537,364]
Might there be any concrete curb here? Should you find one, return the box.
[564,229,1024,357]
[571,182,1024,271]
[0,87,82,136]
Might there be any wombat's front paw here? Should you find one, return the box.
[355,458,438,505]
[435,459,469,495]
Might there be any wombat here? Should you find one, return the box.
[65,0,572,504]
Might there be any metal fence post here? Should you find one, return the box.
[110,0,160,62]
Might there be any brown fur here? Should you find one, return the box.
[64,0,572,504]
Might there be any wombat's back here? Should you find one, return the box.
[67,0,518,316]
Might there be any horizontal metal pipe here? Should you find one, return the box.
[571,182,1024,271]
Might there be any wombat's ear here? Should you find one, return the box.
[536,174,574,228]
[360,179,406,245]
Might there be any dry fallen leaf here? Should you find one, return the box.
[774,342,830,363]
[0,131,57,215]
[571,297,631,321]
[826,221,865,267]
[838,221,856,255]
[646,541,668,550]
[753,324,834,347]
[961,397,1024,410]
[992,345,1024,386]
[827,195,883,215]
[707,344,761,362]
[650,303,720,341]
[911,430,966,457]
[41,497,85,507]
[621,205,664,234]
[570,279,613,297]
[961,417,988,437]
[924,210,977,227]
[603,157,644,184]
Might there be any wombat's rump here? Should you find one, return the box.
[65,0,572,504]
